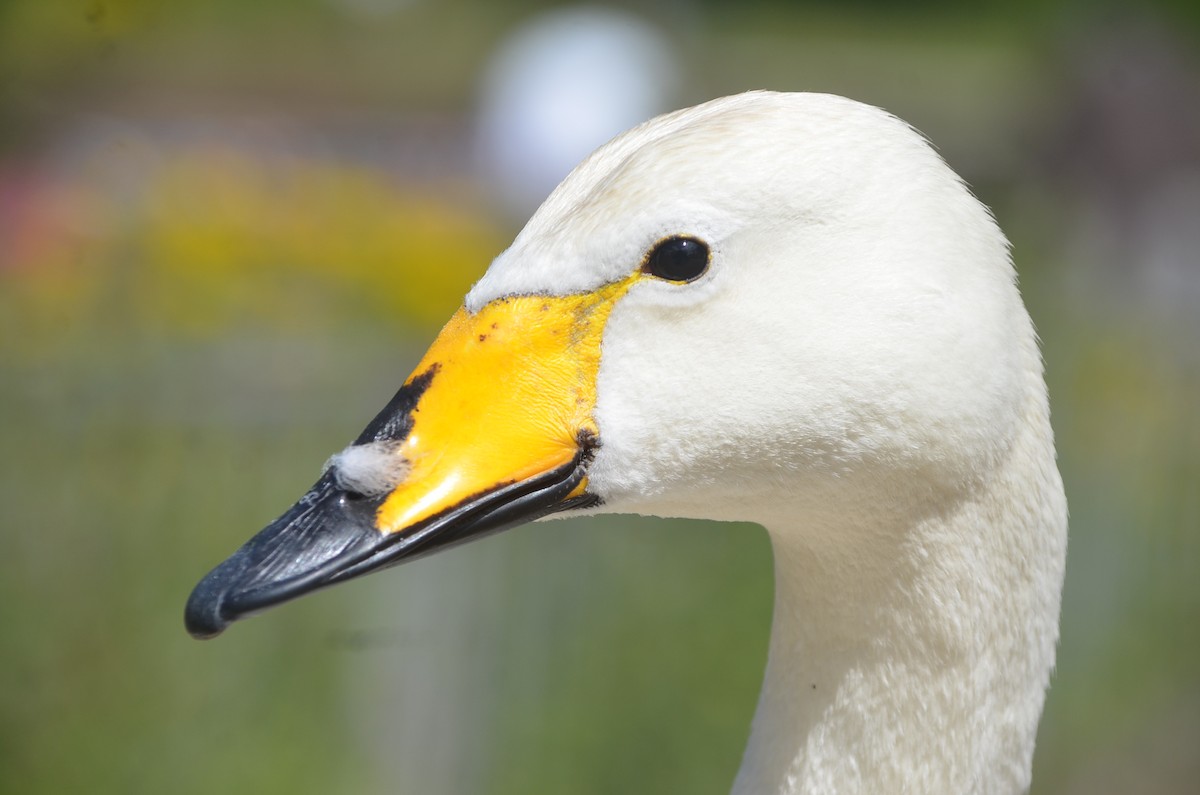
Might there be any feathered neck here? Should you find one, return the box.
[731,361,1067,795]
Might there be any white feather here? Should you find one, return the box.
[467,91,1068,794]
[324,440,411,497]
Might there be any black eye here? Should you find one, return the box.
[642,236,710,282]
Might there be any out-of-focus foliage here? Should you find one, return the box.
[1,1,1197,794]
[1,144,500,349]
[0,133,503,795]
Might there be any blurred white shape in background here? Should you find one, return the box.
[475,5,681,218]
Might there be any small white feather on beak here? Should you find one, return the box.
[323,440,411,497]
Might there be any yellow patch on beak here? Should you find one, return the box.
[375,275,637,533]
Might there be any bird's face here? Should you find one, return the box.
[185,92,1025,638]
[182,247,672,639]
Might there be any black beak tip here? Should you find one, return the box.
[181,442,597,641]
[185,595,228,640]
[184,569,234,640]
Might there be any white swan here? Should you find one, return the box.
[186,91,1068,795]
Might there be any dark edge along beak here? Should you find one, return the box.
[184,368,599,639]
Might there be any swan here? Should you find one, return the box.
[185,91,1068,794]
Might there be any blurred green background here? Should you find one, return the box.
[2,0,1198,793]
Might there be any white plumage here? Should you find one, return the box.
[190,90,1068,795]
[470,91,1068,794]
[325,440,410,497]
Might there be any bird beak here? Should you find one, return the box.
[185,279,633,639]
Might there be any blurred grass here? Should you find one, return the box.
[0,336,370,793]
[0,129,499,792]
[1,1,1198,794]
[1031,295,1200,793]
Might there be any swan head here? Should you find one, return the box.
[490,91,1030,529]
[186,91,1035,636]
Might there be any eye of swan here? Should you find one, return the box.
[641,236,710,283]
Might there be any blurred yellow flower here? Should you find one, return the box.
[1,142,506,353]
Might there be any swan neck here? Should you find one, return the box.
[732,445,1065,794]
